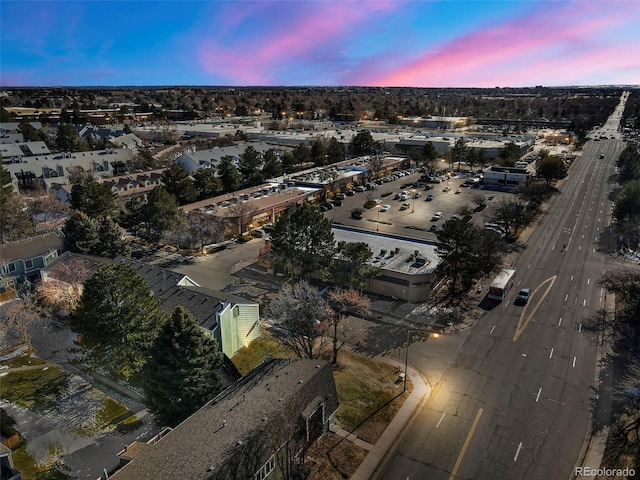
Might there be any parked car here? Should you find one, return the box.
[346,190,355,196]
[394,193,402,200]
[443,186,451,192]
[335,193,346,200]
[429,224,438,232]
[515,288,531,305]
[354,185,366,192]
[413,192,422,198]
[400,203,411,211]
[426,194,434,201]
[451,214,462,221]
[431,211,443,221]
[455,188,462,194]
[373,199,382,204]
[381,204,391,212]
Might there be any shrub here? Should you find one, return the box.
[351,209,363,219]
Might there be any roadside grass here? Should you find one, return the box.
[330,348,412,444]
[12,442,71,480]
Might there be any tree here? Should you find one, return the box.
[142,187,180,242]
[238,146,263,186]
[613,180,640,224]
[435,219,483,299]
[536,155,567,186]
[73,263,165,378]
[266,281,331,359]
[423,141,439,164]
[228,201,257,236]
[0,165,16,243]
[281,151,296,174]
[451,137,468,171]
[270,203,335,279]
[18,120,46,142]
[193,167,221,200]
[142,306,222,427]
[97,217,131,258]
[617,143,640,184]
[3,293,40,351]
[26,192,69,231]
[349,131,379,157]
[326,137,345,164]
[310,138,326,166]
[261,149,282,179]
[490,198,539,238]
[185,211,225,251]
[292,144,311,169]
[328,241,379,290]
[55,123,86,152]
[326,288,369,365]
[37,256,90,315]
[161,163,198,205]
[501,142,522,166]
[217,156,241,193]
[69,174,117,219]
[516,181,554,207]
[368,154,384,180]
[62,211,100,254]
[0,194,33,242]
[131,147,156,169]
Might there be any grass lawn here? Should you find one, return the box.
[231,333,293,375]
[331,348,412,444]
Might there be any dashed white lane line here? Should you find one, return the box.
[549,348,554,359]
[536,387,542,402]
[514,441,523,462]
[573,357,577,368]
[436,412,446,428]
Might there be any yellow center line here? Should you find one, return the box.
[448,408,483,480]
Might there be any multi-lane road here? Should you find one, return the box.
[375,95,629,479]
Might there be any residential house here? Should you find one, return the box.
[108,358,339,480]
[0,232,64,289]
[175,142,278,173]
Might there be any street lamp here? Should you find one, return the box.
[376,204,380,231]
[411,188,416,213]
[403,329,432,392]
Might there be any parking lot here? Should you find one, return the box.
[325,168,516,240]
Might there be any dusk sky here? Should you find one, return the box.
[1,0,639,88]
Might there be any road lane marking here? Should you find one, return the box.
[565,294,568,302]
[573,357,577,368]
[579,324,582,333]
[449,408,483,480]
[436,412,446,428]
[558,317,563,326]
[583,299,587,306]
[549,348,554,358]
[536,388,542,402]
[513,275,557,342]
[571,275,574,281]
[587,278,590,285]
[514,442,523,462]
[527,264,531,269]
[490,325,496,334]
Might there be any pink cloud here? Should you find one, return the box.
[197,1,399,84]
[354,2,640,87]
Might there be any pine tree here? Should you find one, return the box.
[62,211,100,254]
[142,306,222,426]
[97,217,130,258]
[73,263,165,378]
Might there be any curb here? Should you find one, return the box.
[351,359,430,480]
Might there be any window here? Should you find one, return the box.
[25,259,34,270]
[8,263,17,272]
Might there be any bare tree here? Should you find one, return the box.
[368,155,384,180]
[3,293,41,351]
[186,211,226,252]
[37,256,91,315]
[327,288,369,365]
[266,281,331,359]
[228,201,258,236]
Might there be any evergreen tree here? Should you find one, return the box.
[349,131,379,157]
[423,141,439,163]
[55,122,86,152]
[193,167,221,200]
[326,137,345,164]
[142,306,222,427]
[161,164,198,205]
[238,146,263,186]
[141,186,180,242]
[69,174,117,219]
[73,263,165,378]
[328,241,379,289]
[97,217,131,258]
[261,149,282,179]
[62,211,100,254]
[217,156,241,192]
[536,155,567,186]
[270,203,335,278]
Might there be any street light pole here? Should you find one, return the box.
[377,205,380,231]
[411,189,415,213]
[404,330,410,392]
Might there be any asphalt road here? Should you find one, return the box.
[374,96,628,480]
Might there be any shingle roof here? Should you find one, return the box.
[110,359,339,480]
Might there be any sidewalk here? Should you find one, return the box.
[351,359,430,480]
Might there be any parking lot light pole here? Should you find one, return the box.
[411,189,415,213]
[376,204,380,231]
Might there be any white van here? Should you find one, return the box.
[515,161,528,169]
